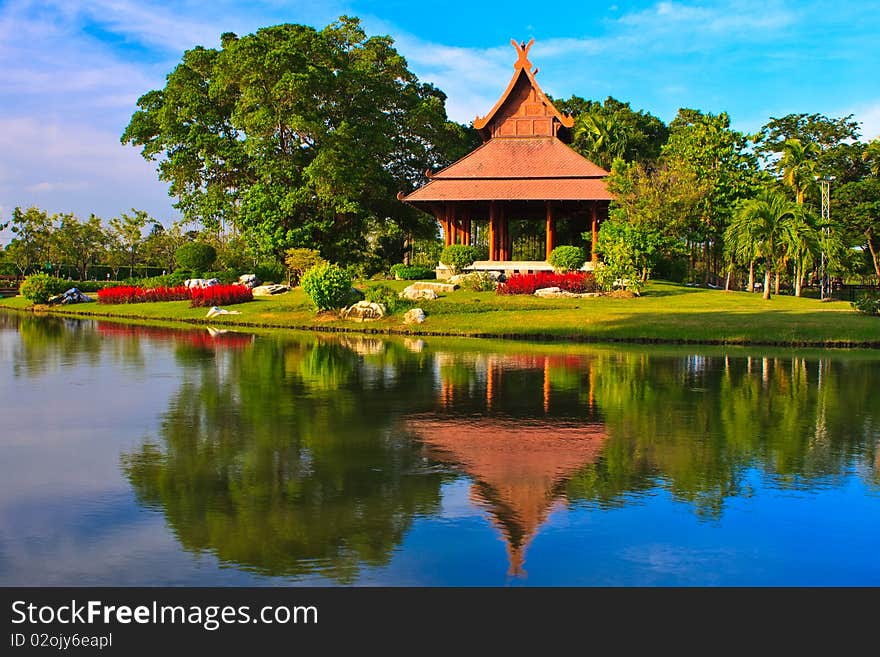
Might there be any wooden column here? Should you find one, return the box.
[488,202,497,260]
[463,216,471,246]
[499,206,508,261]
[545,201,555,260]
[591,201,599,263]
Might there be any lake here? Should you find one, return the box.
[1,311,878,586]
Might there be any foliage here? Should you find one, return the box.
[836,177,880,281]
[497,272,597,295]
[389,264,435,280]
[776,138,820,204]
[724,187,797,299]
[20,274,68,304]
[97,285,191,304]
[285,248,326,286]
[53,213,108,280]
[121,17,473,264]
[190,284,253,307]
[6,207,53,277]
[301,262,353,311]
[253,260,286,284]
[108,210,149,278]
[851,292,880,316]
[548,246,586,272]
[439,244,480,274]
[594,221,645,292]
[174,242,217,274]
[562,96,668,168]
[410,238,444,268]
[455,272,496,291]
[364,284,405,314]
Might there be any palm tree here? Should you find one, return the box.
[776,138,820,204]
[573,111,627,170]
[780,205,819,297]
[727,188,797,300]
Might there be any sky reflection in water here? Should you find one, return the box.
[0,312,878,586]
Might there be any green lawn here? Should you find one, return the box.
[1,280,878,347]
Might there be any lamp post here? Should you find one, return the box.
[815,175,835,300]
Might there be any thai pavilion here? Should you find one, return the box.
[398,39,611,273]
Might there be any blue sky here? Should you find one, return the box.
[1,0,878,235]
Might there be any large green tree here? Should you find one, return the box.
[5,206,54,277]
[836,177,880,281]
[122,17,472,266]
[53,213,108,280]
[559,95,668,168]
[661,109,760,282]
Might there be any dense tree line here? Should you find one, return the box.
[4,16,878,292]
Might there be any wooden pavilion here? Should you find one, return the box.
[398,39,611,268]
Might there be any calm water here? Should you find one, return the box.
[1,311,878,586]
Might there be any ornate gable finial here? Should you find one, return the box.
[511,38,534,70]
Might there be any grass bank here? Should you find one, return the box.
[1,280,877,348]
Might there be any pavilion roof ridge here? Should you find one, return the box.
[473,39,574,139]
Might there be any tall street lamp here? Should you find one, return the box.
[815,175,835,300]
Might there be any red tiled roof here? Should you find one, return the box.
[403,177,611,202]
[402,137,611,202]
[432,137,608,179]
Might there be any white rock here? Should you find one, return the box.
[399,285,439,301]
[238,273,261,288]
[252,284,290,296]
[408,281,457,293]
[403,308,426,324]
[184,278,220,289]
[534,287,562,297]
[206,306,242,318]
[341,300,385,321]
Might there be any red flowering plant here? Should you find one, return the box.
[189,284,253,307]
[496,272,597,295]
[97,285,190,304]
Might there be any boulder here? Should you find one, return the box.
[408,281,458,294]
[533,287,601,299]
[403,308,426,324]
[184,278,220,289]
[341,300,386,322]
[252,284,290,296]
[399,285,439,301]
[448,270,503,284]
[48,288,93,305]
[238,273,261,288]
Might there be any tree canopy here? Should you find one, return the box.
[122,17,475,266]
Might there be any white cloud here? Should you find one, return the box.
[855,102,880,141]
[24,182,89,193]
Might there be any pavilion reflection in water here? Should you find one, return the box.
[407,353,606,576]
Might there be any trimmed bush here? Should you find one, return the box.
[456,272,496,291]
[548,246,586,272]
[852,292,880,316]
[301,263,353,311]
[175,242,217,274]
[20,274,67,304]
[497,272,597,295]
[440,245,481,274]
[390,264,436,280]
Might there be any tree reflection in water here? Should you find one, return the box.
[107,323,879,581]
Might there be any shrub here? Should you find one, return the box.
[497,272,597,295]
[390,264,436,280]
[20,274,67,304]
[548,246,586,272]
[440,245,481,274]
[190,284,253,307]
[456,272,496,291]
[593,263,645,293]
[285,248,325,286]
[364,283,406,314]
[254,260,286,285]
[201,269,239,285]
[851,292,880,316]
[301,263,353,311]
[175,242,217,274]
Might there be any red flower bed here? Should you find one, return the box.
[97,285,190,304]
[98,283,253,307]
[189,284,253,307]
[497,272,596,295]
